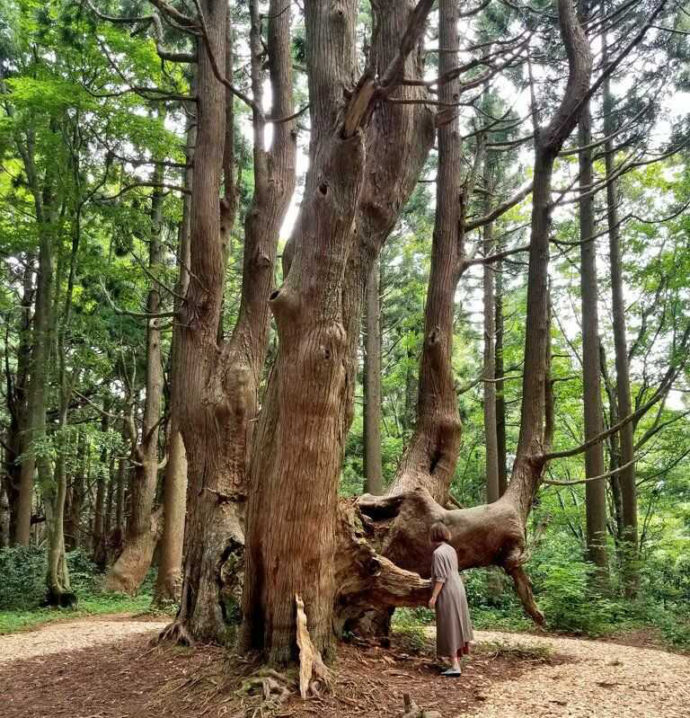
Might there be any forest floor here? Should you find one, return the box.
[0,615,688,718]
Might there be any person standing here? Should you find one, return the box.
[428,522,473,676]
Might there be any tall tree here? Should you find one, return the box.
[105,163,165,594]
[154,110,195,605]
[161,0,297,643]
[483,155,500,504]
[603,28,637,594]
[241,0,437,662]
[495,253,508,495]
[578,96,609,578]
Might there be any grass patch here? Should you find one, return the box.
[0,592,158,635]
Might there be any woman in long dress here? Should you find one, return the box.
[428,522,473,676]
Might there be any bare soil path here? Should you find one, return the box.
[0,617,688,717]
[462,629,690,718]
[0,614,168,663]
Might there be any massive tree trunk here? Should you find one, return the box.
[363,259,384,494]
[105,166,165,595]
[241,0,436,663]
[154,111,195,605]
[578,104,609,579]
[337,0,592,633]
[603,39,637,595]
[165,0,296,644]
[241,0,364,662]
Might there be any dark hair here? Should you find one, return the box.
[430,522,451,543]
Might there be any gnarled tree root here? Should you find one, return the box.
[236,668,293,717]
[403,693,443,718]
[157,619,195,647]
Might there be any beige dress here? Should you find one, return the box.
[432,542,474,657]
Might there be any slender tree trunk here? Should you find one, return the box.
[103,456,115,556]
[105,164,165,594]
[45,177,85,605]
[16,233,52,545]
[578,104,609,579]
[154,430,186,602]
[45,403,73,605]
[600,342,625,543]
[603,41,637,594]
[389,0,464,507]
[112,453,127,557]
[154,116,193,604]
[403,342,417,436]
[65,437,85,551]
[495,255,508,495]
[16,128,57,546]
[483,165,499,504]
[5,255,34,544]
[0,484,8,547]
[92,398,109,568]
[363,259,384,494]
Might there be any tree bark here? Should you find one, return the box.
[363,259,384,494]
[112,452,127,557]
[92,398,109,569]
[578,104,609,580]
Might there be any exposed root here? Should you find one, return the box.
[235,668,295,718]
[296,594,332,699]
[402,692,443,718]
[157,620,195,647]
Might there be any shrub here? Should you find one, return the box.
[0,546,46,610]
[0,546,108,611]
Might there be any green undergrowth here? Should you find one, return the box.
[391,553,690,654]
[0,546,173,635]
[0,592,156,634]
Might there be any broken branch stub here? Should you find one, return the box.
[295,593,332,699]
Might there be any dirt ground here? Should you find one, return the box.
[0,616,688,717]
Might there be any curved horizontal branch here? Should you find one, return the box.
[543,456,638,486]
